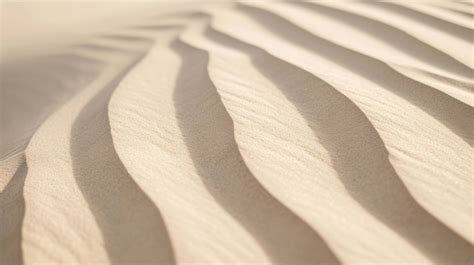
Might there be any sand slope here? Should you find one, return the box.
[1,1,473,264]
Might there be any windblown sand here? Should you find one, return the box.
[1,1,473,264]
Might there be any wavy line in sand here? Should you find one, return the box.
[178,16,473,263]
[171,38,341,264]
[0,155,27,265]
[240,3,472,143]
[317,1,473,69]
[287,2,473,103]
[203,3,472,244]
[108,30,272,262]
[2,2,472,263]
[370,2,473,42]
[18,26,177,263]
[69,55,175,264]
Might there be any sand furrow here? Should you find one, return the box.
[279,1,473,106]
[108,23,342,262]
[180,20,424,262]
[318,1,473,69]
[429,1,474,18]
[0,14,190,162]
[173,38,341,264]
[180,18,473,263]
[239,3,472,144]
[286,1,472,82]
[2,2,472,263]
[395,2,474,29]
[372,2,473,42]
[109,30,269,262]
[0,154,27,265]
[0,55,105,161]
[389,64,474,106]
[204,4,473,244]
[69,60,175,264]
[19,34,176,263]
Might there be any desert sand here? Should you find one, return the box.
[1,1,473,264]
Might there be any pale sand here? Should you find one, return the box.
[0,1,473,264]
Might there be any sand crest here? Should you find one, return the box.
[1,1,473,264]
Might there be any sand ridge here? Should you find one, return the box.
[1,1,473,264]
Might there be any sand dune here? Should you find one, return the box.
[1,1,473,264]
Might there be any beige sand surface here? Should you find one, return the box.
[1,1,473,264]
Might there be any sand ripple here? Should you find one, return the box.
[1,1,473,264]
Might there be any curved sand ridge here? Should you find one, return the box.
[1,1,473,264]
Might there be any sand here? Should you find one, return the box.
[1,1,473,264]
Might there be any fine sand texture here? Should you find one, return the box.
[1,1,473,264]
